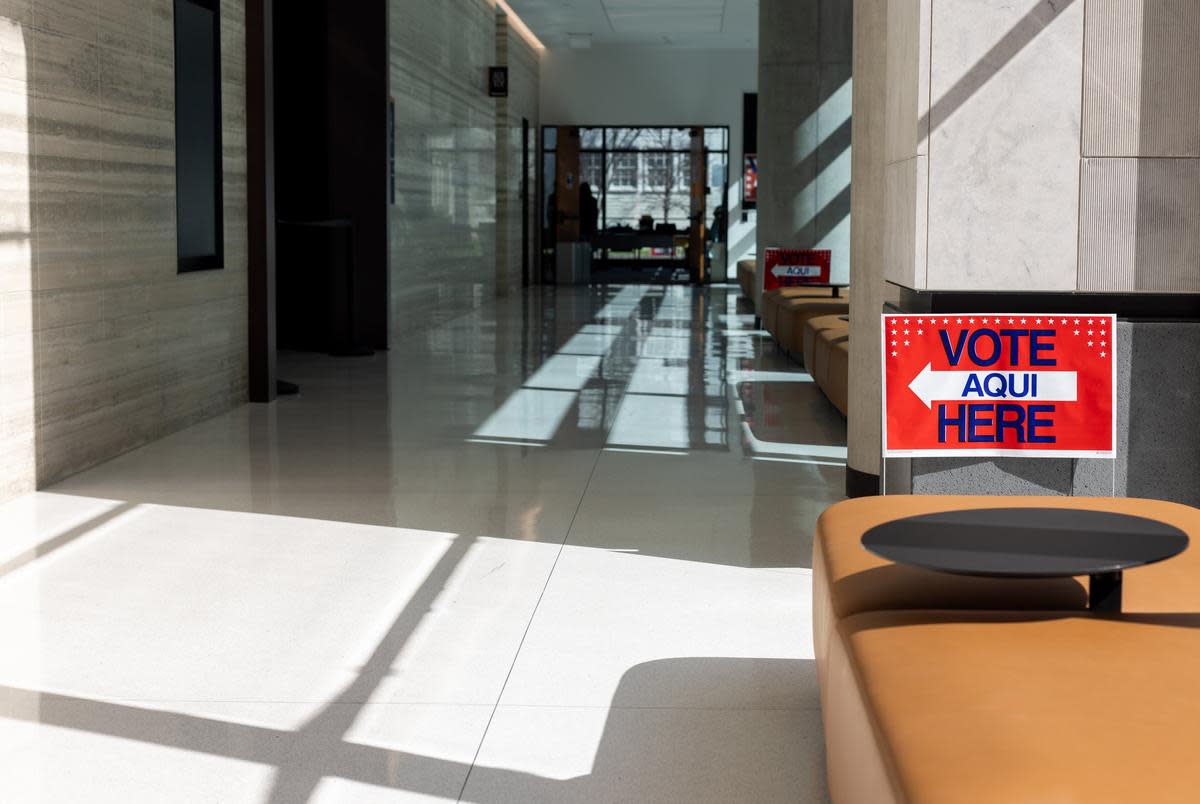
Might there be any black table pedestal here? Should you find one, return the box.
[1089,571,1123,613]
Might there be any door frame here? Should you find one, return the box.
[246,0,276,402]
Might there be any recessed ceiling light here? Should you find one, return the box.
[568,32,592,49]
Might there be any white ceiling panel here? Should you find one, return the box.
[505,0,758,50]
[609,14,724,34]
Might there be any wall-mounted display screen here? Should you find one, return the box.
[174,0,224,272]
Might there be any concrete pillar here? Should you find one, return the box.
[875,0,1200,504]
[756,0,853,310]
[846,0,888,495]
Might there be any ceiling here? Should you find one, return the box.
[504,0,759,50]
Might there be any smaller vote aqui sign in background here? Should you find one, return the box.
[882,314,1116,458]
[762,248,831,291]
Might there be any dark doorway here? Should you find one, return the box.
[273,0,389,353]
[247,0,390,400]
[522,117,531,287]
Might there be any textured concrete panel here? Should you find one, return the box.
[883,155,926,289]
[757,64,820,250]
[911,457,1075,496]
[925,0,1083,292]
[759,0,819,66]
[816,62,852,284]
[1083,0,1200,157]
[820,0,854,62]
[1079,157,1200,292]
[1124,322,1200,506]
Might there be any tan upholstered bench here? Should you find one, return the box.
[761,287,831,336]
[803,314,846,375]
[816,495,1200,803]
[736,259,756,300]
[821,333,849,416]
[814,495,1200,673]
[773,295,849,357]
[826,610,1200,803]
[805,315,849,415]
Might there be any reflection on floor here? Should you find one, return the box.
[0,284,843,803]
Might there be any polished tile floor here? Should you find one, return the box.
[0,284,845,803]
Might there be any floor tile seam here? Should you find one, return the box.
[0,700,821,714]
[469,703,823,714]
[456,433,609,802]
[14,698,503,708]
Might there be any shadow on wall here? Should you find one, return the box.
[0,657,825,801]
[1133,0,1199,290]
[0,4,248,503]
[783,74,853,250]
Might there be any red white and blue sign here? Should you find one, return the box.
[763,248,831,291]
[882,314,1116,458]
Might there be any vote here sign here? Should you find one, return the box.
[883,314,1116,458]
[763,248,831,291]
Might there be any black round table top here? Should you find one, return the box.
[862,507,1189,578]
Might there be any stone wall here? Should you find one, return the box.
[880,0,1200,293]
[0,0,248,501]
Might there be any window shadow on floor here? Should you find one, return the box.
[0,657,827,803]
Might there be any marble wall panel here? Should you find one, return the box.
[0,0,249,498]
[924,0,1083,291]
[389,0,502,339]
[494,23,537,297]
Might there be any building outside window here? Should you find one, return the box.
[645,153,670,190]
[610,154,638,190]
[541,126,729,232]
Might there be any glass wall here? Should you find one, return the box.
[543,126,730,233]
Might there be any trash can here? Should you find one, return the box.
[556,241,593,285]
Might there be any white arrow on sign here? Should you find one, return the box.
[770,265,823,279]
[907,363,1078,409]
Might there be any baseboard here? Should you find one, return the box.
[846,466,880,498]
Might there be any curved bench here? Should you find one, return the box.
[805,315,849,415]
[772,295,850,359]
[761,287,833,336]
[827,610,1200,804]
[736,259,757,302]
[803,314,846,376]
[816,495,1200,803]
[821,334,849,416]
